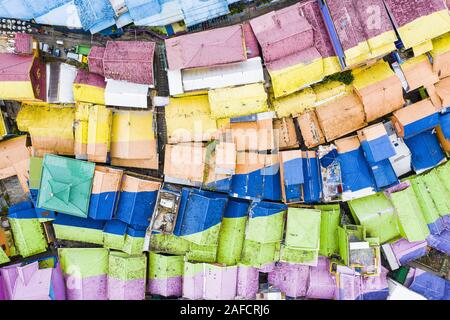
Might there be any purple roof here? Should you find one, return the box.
[88,46,106,76]
[0,53,34,81]
[74,69,107,88]
[103,41,156,85]
[165,25,247,70]
[384,0,446,28]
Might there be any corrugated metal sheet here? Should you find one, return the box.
[181,0,230,27]
[165,24,246,70]
[74,0,116,33]
[208,83,268,119]
[181,57,264,93]
[105,79,149,108]
[103,41,156,86]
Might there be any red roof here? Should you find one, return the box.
[165,24,247,70]
[0,53,33,81]
[103,41,156,86]
[88,46,106,76]
[74,69,106,88]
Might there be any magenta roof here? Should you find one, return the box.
[326,0,395,51]
[88,46,106,76]
[14,33,33,55]
[74,69,107,88]
[103,41,156,85]
[249,5,314,63]
[0,53,34,81]
[165,24,247,70]
[242,22,260,59]
[300,0,336,59]
[384,0,446,27]
[267,46,322,71]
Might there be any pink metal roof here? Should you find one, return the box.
[165,24,247,70]
[74,69,106,88]
[242,22,261,59]
[249,4,314,63]
[0,53,33,81]
[266,46,322,71]
[88,46,106,76]
[103,40,156,85]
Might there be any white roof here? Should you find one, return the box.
[387,279,427,300]
[105,79,149,108]
[182,57,264,92]
[46,62,77,104]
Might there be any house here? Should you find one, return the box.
[352,60,405,122]
[279,208,321,266]
[381,238,428,270]
[229,152,281,201]
[17,104,75,156]
[73,69,106,105]
[0,259,65,300]
[148,251,184,297]
[7,201,48,258]
[182,262,238,300]
[164,142,236,193]
[236,265,259,299]
[107,252,147,300]
[52,213,105,245]
[268,262,309,298]
[217,198,250,266]
[88,166,123,220]
[317,204,341,257]
[37,154,95,218]
[165,95,219,144]
[240,202,287,269]
[250,1,340,98]
[321,0,397,68]
[315,88,367,142]
[208,83,268,119]
[46,62,78,104]
[173,188,229,263]
[58,248,109,300]
[0,53,46,101]
[0,136,31,194]
[116,173,161,228]
[110,110,159,169]
[103,41,156,86]
[334,136,377,200]
[103,219,128,251]
[383,0,450,54]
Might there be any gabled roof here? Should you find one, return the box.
[250,5,314,63]
[384,0,446,28]
[103,41,156,85]
[0,53,34,81]
[165,24,247,70]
